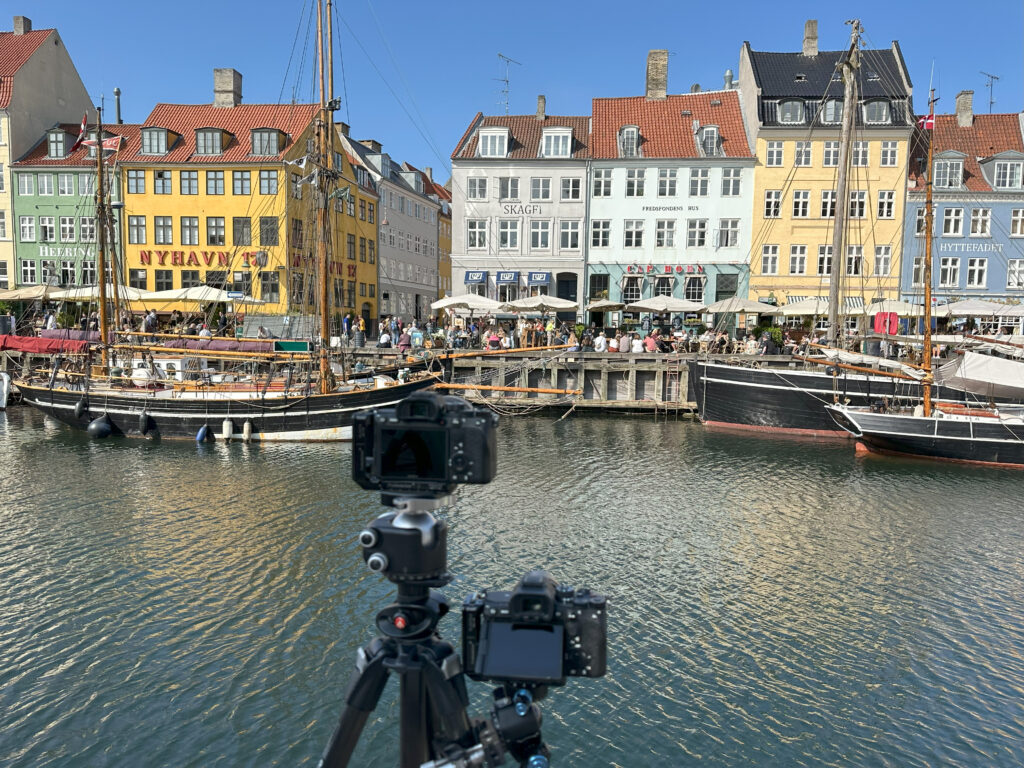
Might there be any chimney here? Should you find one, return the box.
[956,90,974,128]
[213,68,242,108]
[536,95,546,121]
[359,139,382,153]
[113,87,122,124]
[723,69,734,90]
[424,166,433,181]
[690,83,701,93]
[13,16,31,35]
[645,50,668,100]
[337,121,350,137]
[802,20,818,56]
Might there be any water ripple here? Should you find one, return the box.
[0,408,1023,766]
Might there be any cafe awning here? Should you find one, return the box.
[464,270,487,284]
[495,271,519,284]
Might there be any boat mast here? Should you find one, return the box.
[95,107,110,370]
[827,20,862,346]
[922,90,937,417]
[316,0,332,394]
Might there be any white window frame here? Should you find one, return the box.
[591,219,610,247]
[530,177,551,201]
[499,177,519,200]
[530,220,550,250]
[852,141,868,167]
[59,216,75,242]
[592,169,612,197]
[559,220,580,250]
[792,190,809,218]
[934,160,963,189]
[766,141,783,167]
[718,219,739,247]
[625,168,645,197]
[1008,259,1024,288]
[817,245,833,277]
[498,219,519,249]
[686,219,707,247]
[822,100,843,124]
[939,256,960,287]
[467,178,487,200]
[721,167,741,196]
[761,245,779,275]
[821,190,836,218]
[658,168,677,197]
[873,246,891,276]
[778,100,805,124]
[943,207,964,236]
[967,257,987,287]
[656,219,676,248]
[541,130,571,158]
[764,190,781,218]
[19,216,35,242]
[863,100,890,124]
[689,168,709,196]
[467,220,487,249]
[880,141,898,167]
[624,220,644,248]
[995,162,1023,189]
[39,216,56,242]
[58,173,74,196]
[823,141,839,167]
[877,190,894,219]
[789,245,807,275]
[478,131,508,158]
[618,126,640,158]
[846,245,863,276]
[971,208,991,237]
[849,191,866,219]
[794,141,811,166]
[560,177,581,200]
[1012,209,1024,237]
[80,217,96,243]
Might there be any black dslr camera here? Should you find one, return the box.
[352,390,497,502]
[462,570,607,686]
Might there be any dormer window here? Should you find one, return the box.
[86,130,98,159]
[822,99,843,124]
[195,129,223,155]
[934,160,964,189]
[141,128,168,155]
[995,161,1023,189]
[863,100,890,124]
[47,131,66,159]
[478,130,508,158]
[618,125,640,158]
[698,126,722,157]
[541,129,571,158]
[778,100,805,124]
[251,129,280,155]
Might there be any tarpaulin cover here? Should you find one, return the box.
[0,335,89,354]
[157,339,275,353]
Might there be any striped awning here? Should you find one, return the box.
[844,296,865,310]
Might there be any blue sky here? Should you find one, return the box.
[20,0,1024,181]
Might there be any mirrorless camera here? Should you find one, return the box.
[352,390,497,502]
[462,570,607,687]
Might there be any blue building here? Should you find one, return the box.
[901,91,1024,313]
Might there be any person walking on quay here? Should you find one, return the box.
[397,328,412,353]
[342,313,351,339]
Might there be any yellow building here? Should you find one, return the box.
[738,22,914,315]
[118,69,378,326]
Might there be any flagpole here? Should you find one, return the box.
[95,107,110,371]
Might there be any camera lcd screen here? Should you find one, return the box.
[477,622,564,682]
[378,427,448,480]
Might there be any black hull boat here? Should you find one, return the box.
[687,359,1015,436]
[826,404,1024,467]
[15,375,438,442]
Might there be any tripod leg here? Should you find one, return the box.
[399,660,429,768]
[318,640,392,768]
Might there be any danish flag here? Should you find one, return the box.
[917,114,935,130]
[69,112,88,152]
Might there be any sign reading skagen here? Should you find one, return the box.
[501,203,543,215]
[938,242,1004,253]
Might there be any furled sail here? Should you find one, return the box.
[934,351,1024,400]
[818,347,927,380]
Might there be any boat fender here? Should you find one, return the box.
[242,420,253,442]
[74,397,88,419]
[196,425,208,442]
[139,411,151,435]
[221,419,233,441]
[87,413,113,439]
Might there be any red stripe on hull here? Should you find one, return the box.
[703,419,852,439]
[854,441,1024,469]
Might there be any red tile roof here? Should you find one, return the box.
[402,161,451,202]
[591,90,752,159]
[119,103,319,164]
[908,113,1024,192]
[13,123,142,166]
[452,114,590,160]
[0,29,53,108]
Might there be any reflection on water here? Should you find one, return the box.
[1,408,1023,766]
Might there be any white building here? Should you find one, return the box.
[587,51,756,324]
[450,98,589,312]
[342,134,440,322]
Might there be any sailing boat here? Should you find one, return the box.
[826,91,1024,466]
[14,1,439,441]
[688,21,1006,435]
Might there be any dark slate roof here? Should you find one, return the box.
[749,46,910,100]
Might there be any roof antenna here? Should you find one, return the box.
[495,53,521,115]
[980,71,999,113]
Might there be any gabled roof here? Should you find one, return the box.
[13,123,142,167]
[402,161,451,203]
[451,114,590,160]
[120,103,319,163]
[591,90,752,159]
[747,46,910,100]
[909,113,1024,193]
[0,29,52,108]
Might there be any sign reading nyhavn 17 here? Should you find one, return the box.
[138,250,232,267]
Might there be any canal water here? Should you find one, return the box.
[1,406,1023,767]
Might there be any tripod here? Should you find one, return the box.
[317,496,550,768]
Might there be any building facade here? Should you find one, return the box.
[403,162,452,301]
[450,99,589,309]
[901,91,1024,307]
[0,15,93,289]
[342,133,439,322]
[588,51,756,323]
[11,123,137,290]
[738,20,914,313]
